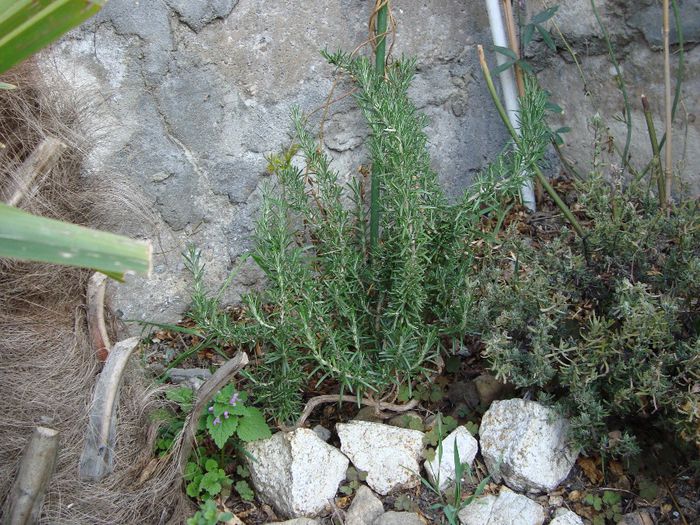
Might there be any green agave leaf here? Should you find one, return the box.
[0,203,152,280]
[0,0,105,74]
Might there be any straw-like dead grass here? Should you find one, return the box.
[0,62,189,524]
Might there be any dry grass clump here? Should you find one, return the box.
[0,62,187,524]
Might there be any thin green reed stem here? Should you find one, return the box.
[478,46,586,239]
[375,2,388,76]
[369,1,388,255]
[641,94,665,206]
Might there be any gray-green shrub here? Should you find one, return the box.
[474,173,699,455]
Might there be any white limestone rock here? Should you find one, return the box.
[245,429,349,518]
[479,399,578,493]
[423,426,478,492]
[336,421,424,495]
[345,485,384,525]
[550,508,585,525]
[458,486,545,525]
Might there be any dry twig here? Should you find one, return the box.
[293,394,420,429]
[79,337,140,481]
[86,272,110,362]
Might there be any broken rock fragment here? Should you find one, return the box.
[245,429,348,518]
[479,399,578,493]
[423,426,478,492]
[336,421,424,495]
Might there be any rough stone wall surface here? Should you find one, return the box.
[37,0,698,329]
[530,0,699,190]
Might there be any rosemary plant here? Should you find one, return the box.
[237,53,531,425]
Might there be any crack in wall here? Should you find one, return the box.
[153,98,207,181]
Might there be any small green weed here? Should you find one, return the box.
[420,415,491,525]
[423,414,459,462]
[187,499,232,525]
[154,383,271,522]
[185,458,232,500]
[393,493,419,513]
[583,490,623,525]
[339,466,369,496]
[205,384,271,448]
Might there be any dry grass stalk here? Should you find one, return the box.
[502,0,525,97]
[5,426,60,525]
[641,94,665,205]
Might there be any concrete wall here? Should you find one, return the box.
[38,0,699,329]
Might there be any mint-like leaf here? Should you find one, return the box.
[207,413,238,449]
[236,407,271,442]
[204,458,219,472]
[186,475,202,498]
[166,386,194,411]
[214,384,235,404]
[200,471,223,496]
[184,461,200,481]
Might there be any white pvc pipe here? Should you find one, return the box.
[485,0,537,211]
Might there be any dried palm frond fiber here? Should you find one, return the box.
[0,62,189,524]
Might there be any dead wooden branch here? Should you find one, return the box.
[79,337,139,481]
[176,351,249,474]
[86,272,110,362]
[5,426,60,525]
[3,137,67,207]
